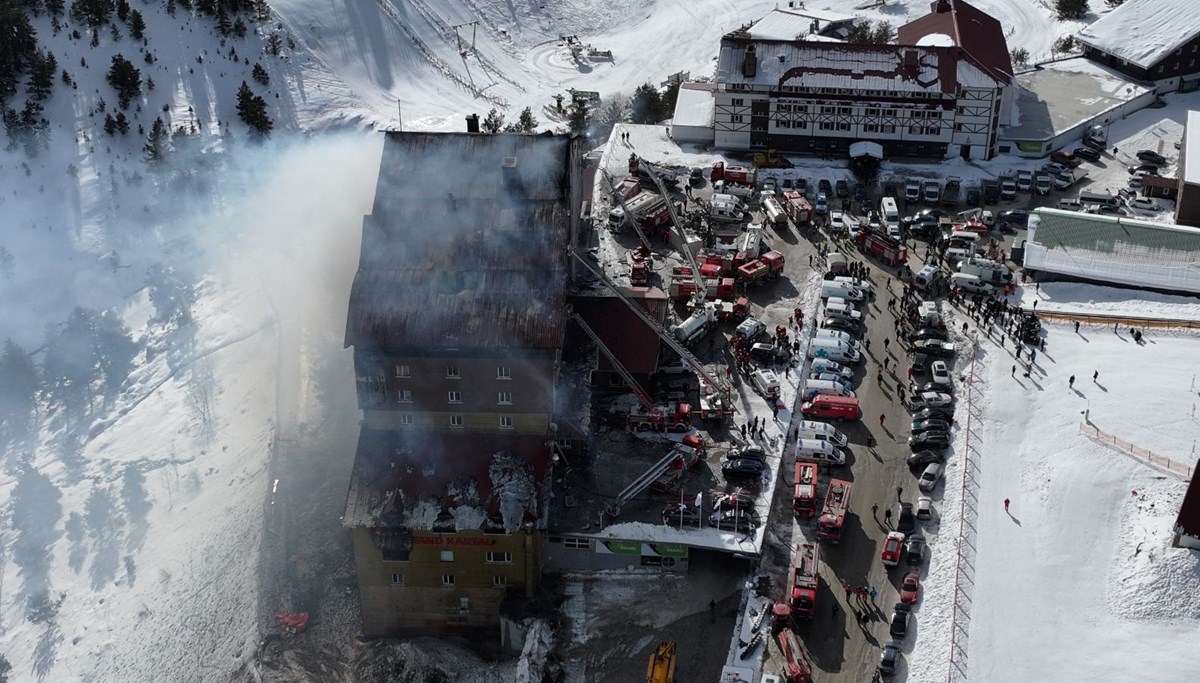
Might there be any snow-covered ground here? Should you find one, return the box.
[1021,281,1200,321]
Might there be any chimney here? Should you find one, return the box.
[466,113,480,133]
[931,0,952,13]
[742,45,757,79]
[810,19,820,35]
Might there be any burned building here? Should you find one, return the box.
[343,131,582,635]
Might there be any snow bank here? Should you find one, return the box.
[1021,281,1200,321]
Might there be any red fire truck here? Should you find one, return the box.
[667,276,736,301]
[787,543,820,618]
[782,190,813,225]
[855,230,907,266]
[774,628,814,683]
[735,250,785,287]
[816,479,853,544]
[710,161,756,185]
[792,461,819,516]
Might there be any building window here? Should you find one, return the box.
[498,391,513,405]
[865,108,880,117]
[924,126,939,135]
[864,124,879,133]
[395,364,410,378]
[563,538,591,550]
[837,107,851,115]
[486,552,513,564]
[493,576,507,588]
[398,389,412,403]
[448,390,462,404]
[391,573,405,586]
[440,550,454,562]
[446,365,460,378]
[442,574,455,587]
[819,122,834,131]
[731,98,744,106]
[884,109,897,117]
[497,366,511,380]
[882,124,896,134]
[450,415,463,428]
[837,123,850,131]
[908,125,923,135]
[928,111,942,119]
[400,413,413,426]
[732,114,743,123]
[500,416,514,430]
[820,105,835,115]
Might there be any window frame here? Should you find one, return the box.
[449,415,463,428]
[498,391,513,405]
[446,365,461,379]
[442,574,455,587]
[447,390,463,404]
[499,416,514,430]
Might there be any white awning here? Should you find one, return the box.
[849,141,883,159]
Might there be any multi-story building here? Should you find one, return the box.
[342,131,582,635]
[1077,0,1200,94]
[709,0,1012,161]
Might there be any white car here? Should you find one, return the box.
[830,212,846,232]
[1127,175,1144,189]
[930,360,952,388]
[1126,196,1160,212]
[811,372,854,389]
[911,391,954,408]
[810,358,852,378]
[887,224,903,241]
[916,496,934,520]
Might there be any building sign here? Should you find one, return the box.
[413,535,496,546]
[648,543,688,558]
[597,540,641,555]
[1015,140,1044,154]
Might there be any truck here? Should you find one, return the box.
[774,628,814,683]
[905,179,922,203]
[816,478,852,544]
[712,297,750,323]
[762,194,787,228]
[782,191,813,225]
[735,250,785,287]
[671,303,718,346]
[792,461,819,516]
[1016,170,1033,193]
[982,178,1001,204]
[710,161,756,186]
[941,176,961,208]
[786,543,820,618]
[613,175,640,201]
[855,230,907,266]
[668,276,736,301]
[999,177,1017,200]
[609,192,669,231]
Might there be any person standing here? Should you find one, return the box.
[879,413,886,426]
[709,599,717,623]
[884,507,893,524]
[1068,375,1075,389]
[1004,498,1011,511]
[1093,370,1099,382]
[896,486,903,501]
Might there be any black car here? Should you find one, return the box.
[1000,209,1030,226]
[1137,150,1168,166]
[722,458,766,481]
[1072,146,1101,162]
[662,503,702,526]
[853,183,869,202]
[911,353,929,374]
[904,534,925,565]
[818,179,833,195]
[1128,163,1159,175]
[896,502,916,535]
[1081,135,1105,151]
[912,405,955,421]
[909,431,951,451]
[879,640,902,677]
[911,339,955,357]
[835,179,850,198]
[688,167,705,187]
[822,317,861,334]
[889,602,912,638]
[908,327,949,343]
[908,382,950,396]
[907,450,946,468]
[709,510,758,533]
[911,418,951,434]
[726,446,766,462]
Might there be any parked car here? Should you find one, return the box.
[835,179,850,198]
[911,353,929,375]
[709,509,759,532]
[889,602,912,638]
[854,183,869,202]
[1041,162,1069,176]
[1127,196,1161,212]
[1128,163,1160,176]
[912,405,956,421]
[689,167,705,187]
[662,503,702,526]
[908,327,949,342]
[896,502,916,535]
[818,179,833,195]
[727,446,766,462]
[1000,209,1029,227]
[916,495,934,520]
[909,431,951,451]
[911,339,956,357]
[1050,150,1082,168]
[749,342,788,364]
[879,641,902,677]
[900,572,922,604]
[822,317,862,334]
[1137,150,1168,166]
[918,463,945,492]
[904,533,926,565]
[722,458,766,481]
[1127,176,1144,190]
[907,450,946,468]
[881,531,905,566]
[910,392,954,409]
[830,212,847,233]
[930,360,952,388]
[911,418,951,434]
[909,382,951,396]
[1072,146,1101,162]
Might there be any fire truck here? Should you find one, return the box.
[774,628,814,683]
[855,230,907,266]
[710,161,756,186]
[816,479,853,544]
[712,296,750,323]
[667,273,736,301]
[786,543,820,618]
[792,461,819,516]
[735,250,785,287]
[782,190,813,225]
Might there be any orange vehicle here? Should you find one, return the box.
[816,479,853,544]
[800,395,862,421]
[792,461,819,516]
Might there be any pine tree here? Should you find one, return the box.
[266,33,282,56]
[144,115,167,162]
[26,50,58,102]
[114,0,127,22]
[45,0,64,16]
[481,107,504,133]
[115,110,128,134]
[234,81,272,135]
[1055,0,1089,20]
[0,1,39,101]
[510,106,538,133]
[630,83,662,124]
[216,6,231,35]
[0,339,39,431]
[567,97,590,137]
[233,17,246,38]
[251,62,269,86]
[127,9,144,40]
[105,54,141,109]
[103,112,117,134]
[70,0,115,27]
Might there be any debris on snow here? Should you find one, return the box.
[490,451,537,533]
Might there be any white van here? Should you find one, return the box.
[829,276,872,292]
[958,258,1012,283]
[735,317,767,341]
[709,200,745,223]
[802,379,856,401]
[880,197,900,228]
[751,368,781,399]
[794,439,846,466]
[826,253,849,275]
[947,229,981,245]
[808,338,861,364]
[796,420,849,447]
[813,328,858,346]
[824,297,859,311]
[950,272,995,294]
[820,281,864,301]
[914,264,938,289]
[711,193,750,212]
[944,247,973,266]
[823,302,862,320]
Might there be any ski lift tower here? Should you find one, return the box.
[452,21,480,57]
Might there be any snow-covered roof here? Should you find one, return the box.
[1184,110,1200,185]
[672,84,715,128]
[917,33,955,47]
[747,7,854,41]
[718,40,984,94]
[1076,0,1200,70]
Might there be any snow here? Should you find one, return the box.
[747,8,854,41]
[1076,0,1200,71]
[672,86,715,128]
[1184,110,1200,185]
[490,451,537,533]
[717,42,971,92]
[915,33,955,47]
[1020,281,1200,321]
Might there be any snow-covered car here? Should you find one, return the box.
[887,224,903,241]
[1041,162,1069,176]
[907,450,945,468]
[916,496,934,520]
[726,446,766,462]
[930,360,952,388]
[881,531,905,566]
[910,391,954,409]
[900,572,921,604]
[1127,175,1144,190]
[1126,197,1160,212]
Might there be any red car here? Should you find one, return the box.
[900,571,921,604]
[881,532,904,566]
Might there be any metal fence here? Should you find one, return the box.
[1078,423,1195,480]
[946,333,983,683]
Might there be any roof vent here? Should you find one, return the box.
[778,54,786,64]
[466,113,480,133]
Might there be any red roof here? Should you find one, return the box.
[1174,464,1200,537]
[898,0,1013,83]
[571,287,668,375]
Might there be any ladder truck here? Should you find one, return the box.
[786,543,820,619]
[601,167,654,252]
[792,461,819,516]
[571,252,735,421]
[635,157,707,306]
[816,479,853,544]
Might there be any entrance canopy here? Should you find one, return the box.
[849,141,883,159]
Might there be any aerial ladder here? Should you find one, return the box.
[634,156,708,308]
[600,167,654,252]
[571,251,735,421]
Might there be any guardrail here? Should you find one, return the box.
[1079,422,1195,480]
[1034,310,1200,330]
[946,332,982,683]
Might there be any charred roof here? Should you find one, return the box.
[346,132,577,350]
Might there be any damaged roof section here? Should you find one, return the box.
[344,428,549,532]
[346,132,574,351]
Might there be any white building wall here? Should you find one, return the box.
[713,89,758,150]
